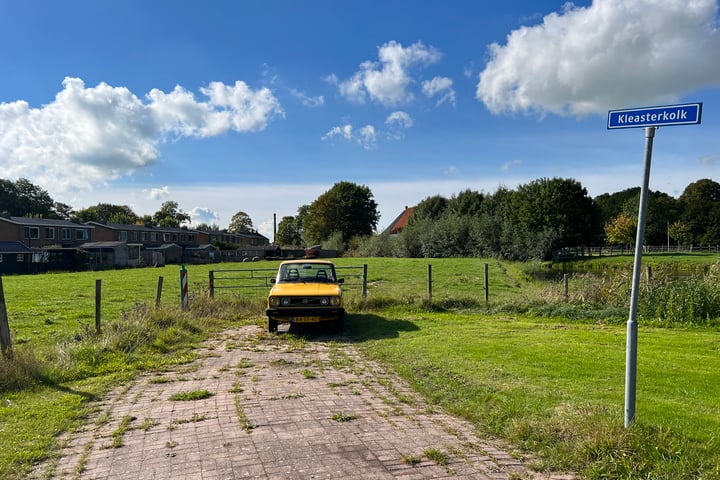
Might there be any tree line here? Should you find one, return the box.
[4,176,720,260]
[276,178,720,261]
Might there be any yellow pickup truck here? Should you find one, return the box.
[266,259,345,333]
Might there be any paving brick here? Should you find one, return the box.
[30,325,573,480]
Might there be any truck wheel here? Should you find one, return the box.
[268,318,278,333]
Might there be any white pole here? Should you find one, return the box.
[625,126,656,427]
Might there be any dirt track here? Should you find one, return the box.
[31,325,574,480]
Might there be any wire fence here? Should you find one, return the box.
[208,264,368,299]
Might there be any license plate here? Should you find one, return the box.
[292,316,321,323]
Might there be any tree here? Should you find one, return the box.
[604,214,636,246]
[513,177,602,251]
[228,211,254,233]
[0,178,56,217]
[409,195,448,224]
[152,201,190,228]
[276,216,302,246]
[678,179,720,244]
[303,182,379,245]
[447,189,483,217]
[74,203,139,224]
[668,220,692,247]
[53,202,74,220]
[195,223,220,232]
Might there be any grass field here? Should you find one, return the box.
[1,254,719,479]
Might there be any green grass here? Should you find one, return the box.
[2,254,720,479]
[348,312,720,478]
[169,389,213,401]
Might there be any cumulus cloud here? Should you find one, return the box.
[422,77,456,106]
[333,41,442,106]
[0,77,284,193]
[145,186,171,200]
[290,88,324,107]
[323,124,354,141]
[385,111,414,140]
[477,0,720,117]
[323,123,376,149]
[187,206,221,226]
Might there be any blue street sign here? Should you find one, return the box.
[608,103,702,129]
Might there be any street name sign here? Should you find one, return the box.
[607,103,702,129]
[607,100,704,428]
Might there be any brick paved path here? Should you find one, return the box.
[32,325,573,480]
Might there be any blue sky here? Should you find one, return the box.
[1,0,719,240]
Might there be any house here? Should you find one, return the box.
[86,222,203,248]
[0,215,93,248]
[0,241,32,274]
[383,206,414,236]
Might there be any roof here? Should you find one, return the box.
[86,222,200,234]
[0,216,93,228]
[280,259,335,265]
[383,206,414,235]
[80,241,128,249]
[0,241,32,253]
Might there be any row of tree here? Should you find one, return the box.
[4,176,720,260]
[0,178,256,233]
[276,178,720,261]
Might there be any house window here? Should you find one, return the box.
[17,254,24,262]
[118,231,128,241]
[150,233,157,242]
[131,231,138,241]
[75,229,88,241]
[141,232,147,241]
[45,227,55,240]
[162,233,170,242]
[24,227,40,239]
[62,228,71,240]
[0,254,3,262]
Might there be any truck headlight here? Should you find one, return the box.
[330,296,341,306]
[269,297,280,307]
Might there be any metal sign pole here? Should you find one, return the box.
[625,126,656,427]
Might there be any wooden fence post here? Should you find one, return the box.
[564,273,569,300]
[209,270,215,298]
[362,264,368,299]
[95,279,102,334]
[427,264,433,301]
[156,276,164,307]
[484,263,489,304]
[0,275,13,359]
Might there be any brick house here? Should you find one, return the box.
[0,215,93,248]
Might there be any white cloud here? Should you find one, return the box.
[700,154,719,165]
[187,206,221,226]
[334,41,442,106]
[323,124,353,140]
[443,166,459,175]
[385,111,414,129]
[501,159,524,171]
[477,0,720,117]
[0,77,283,193]
[358,125,377,150]
[290,88,324,107]
[145,186,171,200]
[422,76,456,106]
[323,123,376,149]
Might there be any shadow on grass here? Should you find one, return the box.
[282,313,419,342]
